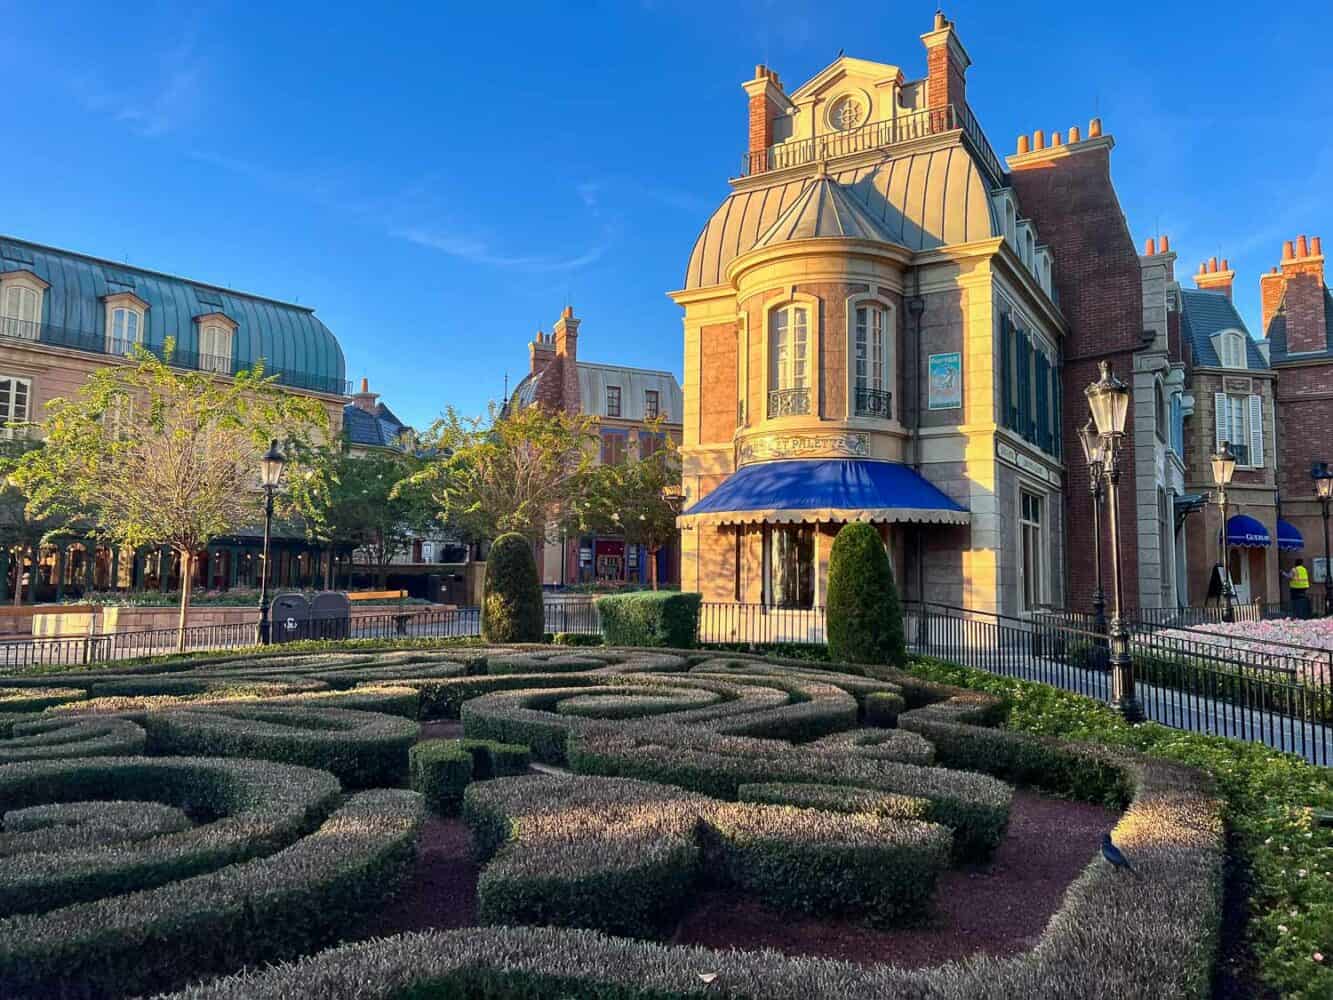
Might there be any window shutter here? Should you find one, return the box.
[1214,392,1228,451]
[1248,394,1264,466]
[1052,372,1062,457]
[1034,352,1049,451]
[999,315,1011,429]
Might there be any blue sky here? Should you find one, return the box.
[2,1,1331,429]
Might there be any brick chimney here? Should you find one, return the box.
[529,329,554,375]
[1260,263,1285,338]
[742,65,788,175]
[351,377,379,414]
[1274,237,1327,354]
[1194,255,1235,300]
[920,10,971,112]
[552,305,582,414]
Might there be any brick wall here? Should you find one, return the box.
[698,322,738,445]
[1010,142,1144,612]
[1275,363,1333,499]
[1282,261,1328,354]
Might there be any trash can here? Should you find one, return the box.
[310,591,351,641]
[270,593,311,644]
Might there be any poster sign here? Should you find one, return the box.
[927,352,962,410]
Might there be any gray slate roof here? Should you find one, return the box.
[1179,289,1268,369]
[1266,287,1333,363]
[343,402,408,448]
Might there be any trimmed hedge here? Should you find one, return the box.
[825,521,907,667]
[481,533,544,643]
[459,737,531,779]
[142,705,419,789]
[737,781,933,821]
[0,756,340,918]
[0,717,145,763]
[0,687,84,713]
[409,739,473,814]
[597,591,702,648]
[0,787,422,999]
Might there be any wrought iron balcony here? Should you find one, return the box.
[741,103,1004,185]
[767,387,811,418]
[854,387,892,419]
[0,317,351,396]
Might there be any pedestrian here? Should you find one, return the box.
[1283,558,1312,619]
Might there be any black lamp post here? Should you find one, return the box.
[1085,361,1142,722]
[1211,443,1237,624]
[256,440,286,645]
[1078,419,1109,641]
[1315,463,1333,616]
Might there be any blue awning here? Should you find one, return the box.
[680,459,970,527]
[1277,519,1304,552]
[1227,514,1271,548]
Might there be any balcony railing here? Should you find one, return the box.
[0,317,351,395]
[767,387,811,418]
[741,103,1005,184]
[854,387,892,419]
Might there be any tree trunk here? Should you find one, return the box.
[13,546,24,607]
[176,550,193,653]
[649,547,659,591]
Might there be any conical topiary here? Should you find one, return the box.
[825,521,907,666]
[481,533,544,643]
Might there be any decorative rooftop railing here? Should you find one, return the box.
[0,317,351,396]
[741,103,1005,185]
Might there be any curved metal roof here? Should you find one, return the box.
[683,145,999,290]
[0,237,346,392]
[751,173,893,249]
[577,362,683,421]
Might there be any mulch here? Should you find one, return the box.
[359,775,1119,968]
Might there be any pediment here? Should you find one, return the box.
[788,56,903,101]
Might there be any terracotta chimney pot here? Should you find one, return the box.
[1222,258,1230,271]
[1051,131,1063,146]
[1032,130,1045,150]
[934,10,947,29]
[360,377,369,393]
[1297,235,1310,257]
[1313,236,1324,256]
[1088,117,1102,137]
[1017,134,1030,154]
[1068,124,1081,142]
[1144,237,1156,255]
[1209,256,1219,273]
[1283,240,1295,261]
[1160,235,1170,252]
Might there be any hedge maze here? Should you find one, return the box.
[0,644,1225,999]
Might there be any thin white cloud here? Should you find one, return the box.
[74,34,203,138]
[393,226,612,272]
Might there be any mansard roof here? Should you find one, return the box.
[1179,289,1268,369]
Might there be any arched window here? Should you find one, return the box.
[852,302,892,418]
[198,323,233,374]
[1,285,38,339]
[104,293,147,357]
[1213,331,1248,369]
[768,303,810,417]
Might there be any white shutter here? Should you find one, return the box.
[1248,394,1264,467]
[1214,392,1228,451]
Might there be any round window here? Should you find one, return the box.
[829,95,865,131]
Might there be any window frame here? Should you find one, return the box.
[0,271,48,342]
[1212,330,1249,370]
[0,374,32,440]
[605,385,622,418]
[195,313,238,376]
[644,388,659,420]
[761,293,820,420]
[1017,486,1047,613]
[761,523,815,610]
[103,292,149,358]
[845,292,896,420]
[599,428,629,466]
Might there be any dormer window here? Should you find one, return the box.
[606,385,621,418]
[0,271,48,342]
[644,389,659,419]
[1213,330,1248,369]
[103,292,148,357]
[193,312,238,376]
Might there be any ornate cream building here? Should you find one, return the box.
[673,13,1068,617]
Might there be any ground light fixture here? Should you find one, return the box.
[1211,443,1236,623]
[257,439,286,645]
[1084,362,1141,722]
[1077,419,1109,642]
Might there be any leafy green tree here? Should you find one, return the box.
[402,402,599,544]
[481,531,543,642]
[288,443,432,589]
[11,345,328,649]
[573,423,681,589]
[0,472,78,605]
[826,521,907,666]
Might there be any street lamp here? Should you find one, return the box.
[256,439,286,645]
[1211,442,1237,623]
[1085,361,1142,722]
[1077,419,1109,641]
[1314,463,1333,616]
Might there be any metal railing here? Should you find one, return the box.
[853,387,892,419]
[767,387,810,418]
[0,318,351,395]
[741,103,1005,183]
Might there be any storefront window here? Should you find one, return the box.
[764,524,814,609]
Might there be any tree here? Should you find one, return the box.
[825,521,907,667]
[481,531,543,642]
[11,345,328,650]
[287,442,432,589]
[574,423,682,589]
[0,470,78,606]
[403,402,599,544]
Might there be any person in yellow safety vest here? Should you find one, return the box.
[1285,558,1312,618]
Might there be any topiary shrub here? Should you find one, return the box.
[596,592,702,648]
[410,740,474,814]
[481,533,544,643]
[826,522,906,667]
